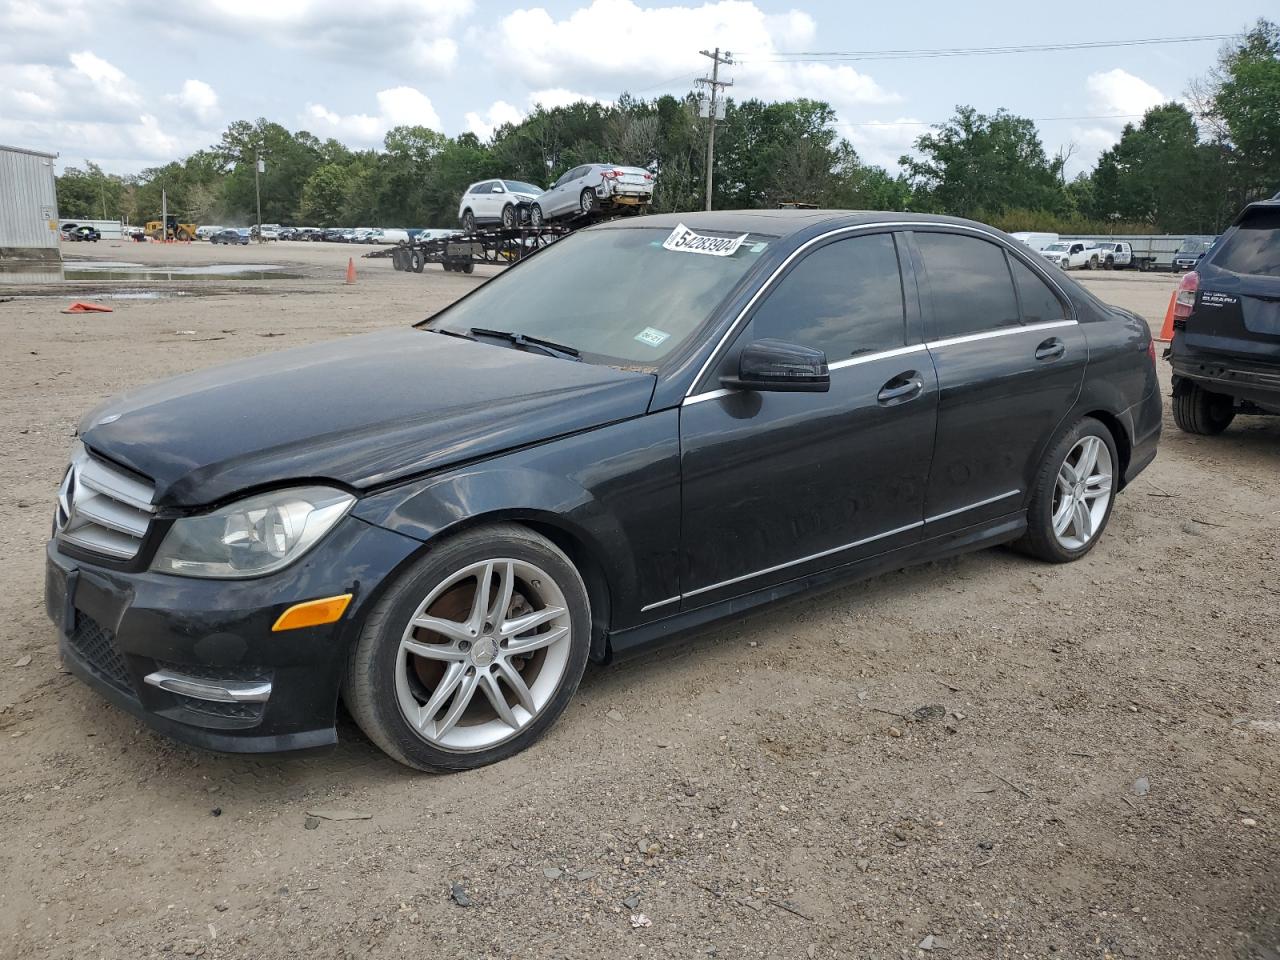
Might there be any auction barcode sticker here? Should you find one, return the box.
[662,223,750,257]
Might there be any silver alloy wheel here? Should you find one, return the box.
[1051,435,1113,550]
[395,558,572,752]
[581,190,594,213]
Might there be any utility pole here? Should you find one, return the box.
[254,148,264,243]
[696,47,733,211]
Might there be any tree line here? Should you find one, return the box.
[56,20,1278,236]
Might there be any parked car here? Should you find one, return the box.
[1173,239,1214,272]
[1093,242,1133,269]
[353,228,378,244]
[1039,241,1099,271]
[195,225,223,241]
[1167,198,1279,434]
[252,224,281,241]
[321,228,352,242]
[529,164,655,227]
[62,225,100,242]
[376,229,411,245]
[210,228,249,245]
[277,227,297,241]
[45,210,1159,772]
[458,180,544,232]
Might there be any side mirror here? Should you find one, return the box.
[720,339,830,393]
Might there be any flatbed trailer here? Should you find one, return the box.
[366,208,636,274]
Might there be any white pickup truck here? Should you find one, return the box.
[1039,240,1100,271]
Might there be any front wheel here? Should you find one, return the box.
[529,204,544,228]
[461,210,476,233]
[500,204,516,229]
[343,524,592,772]
[1172,381,1235,435]
[1015,418,1119,563]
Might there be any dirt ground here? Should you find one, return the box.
[2,239,1278,960]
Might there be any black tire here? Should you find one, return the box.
[342,523,592,772]
[391,248,406,271]
[410,249,425,273]
[1014,416,1120,564]
[1172,381,1235,435]
[1105,256,1114,270]
[529,204,544,229]
[461,210,476,233]
[580,188,596,215]
[462,261,474,274]
[500,204,516,229]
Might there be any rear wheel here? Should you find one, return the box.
[1015,417,1118,563]
[580,189,596,215]
[1172,381,1235,435]
[410,249,425,273]
[391,248,406,271]
[343,524,591,772]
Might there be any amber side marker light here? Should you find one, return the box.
[272,594,353,632]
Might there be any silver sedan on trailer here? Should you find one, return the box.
[529,164,655,227]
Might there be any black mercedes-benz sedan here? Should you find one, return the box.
[46,210,1160,771]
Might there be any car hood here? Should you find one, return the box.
[79,329,657,508]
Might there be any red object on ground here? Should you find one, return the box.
[61,302,114,314]
[345,258,356,285]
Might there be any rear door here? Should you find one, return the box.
[1187,205,1280,363]
[679,231,937,606]
[908,229,1086,536]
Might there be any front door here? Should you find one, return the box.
[907,229,1088,535]
[679,231,938,607]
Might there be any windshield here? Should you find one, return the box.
[1044,243,1069,252]
[505,181,543,194]
[420,226,771,367]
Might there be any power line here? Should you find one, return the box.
[696,48,734,211]
[747,33,1236,63]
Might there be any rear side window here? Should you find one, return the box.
[915,232,1020,338]
[750,233,906,359]
[1010,257,1066,325]
[1212,208,1280,275]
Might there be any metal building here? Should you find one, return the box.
[0,144,60,263]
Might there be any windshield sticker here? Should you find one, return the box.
[662,222,750,257]
[634,327,671,347]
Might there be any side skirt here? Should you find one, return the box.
[602,511,1026,662]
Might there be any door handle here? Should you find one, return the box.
[877,373,924,405]
[1035,338,1066,361]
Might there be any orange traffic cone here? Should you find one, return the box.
[61,301,113,314]
[1157,290,1176,342]
[345,258,356,285]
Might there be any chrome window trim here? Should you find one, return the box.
[683,220,1074,399]
[653,487,1025,609]
[828,343,928,371]
[926,318,1076,350]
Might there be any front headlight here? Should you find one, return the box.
[152,486,355,579]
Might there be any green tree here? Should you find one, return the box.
[300,164,351,225]
[1202,19,1280,203]
[902,106,1068,218]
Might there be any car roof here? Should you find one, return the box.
[592,209,1018,240]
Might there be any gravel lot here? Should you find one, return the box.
[2,240,1278,960]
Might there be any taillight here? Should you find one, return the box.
[644,173,653,181]
[602,169,623,180]
[1173,271,1198,320]
[1147,339,1156,364]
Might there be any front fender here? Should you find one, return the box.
[350,411,682,633]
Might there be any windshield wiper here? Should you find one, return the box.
[469,327,581,361]
[427,327,476,341]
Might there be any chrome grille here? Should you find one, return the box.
[55,444,156,560]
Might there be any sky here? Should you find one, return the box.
[0,0,1270,179]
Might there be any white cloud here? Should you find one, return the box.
[68,50,141,111]
[466,88,611,141]
[166,79,220,124]
[465,101,524,140]
[305,87,442,144]
[139,0,470,73]
[1065,68,1169,175]
[839,118,927,171]
[492,0,898,111]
